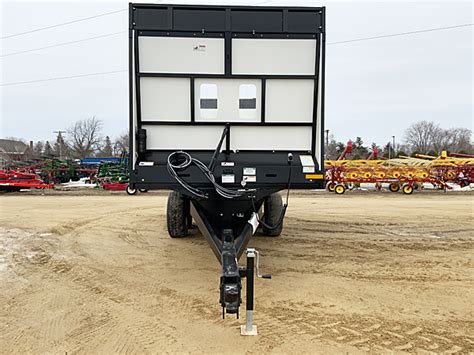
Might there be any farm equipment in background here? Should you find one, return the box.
[96,156,130,191]
[325,149,473,194]
[0,169,53,191]
[7,158,96,184]
[3,156,131,191]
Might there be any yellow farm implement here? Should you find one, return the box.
[325,152,473,195]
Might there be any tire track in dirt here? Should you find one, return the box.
[2,194,473,353]
[42,260,188,353]
[255,303,474,353]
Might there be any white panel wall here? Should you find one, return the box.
[144,125,224,150]
[231,127,312,151]
[265,80,314,123]
[195,78,261,122]
[143,125,312,151]
[232,39,316,75]
[140,77,190,122]
[139,37,225,74]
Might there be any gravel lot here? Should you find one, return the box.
[0,190,473,353]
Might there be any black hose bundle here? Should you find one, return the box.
[167,151,247,199]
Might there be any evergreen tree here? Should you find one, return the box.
[99,136,113,157]
[53,132,69,159]
[43,141,53,157]
[381,143,391,159]
[351,137,369,159]
[33,141,44,157]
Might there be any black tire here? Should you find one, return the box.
[126,185,137,195]
[262,193,284,237]
[389,182,400,192]
[167,191,189,238]
[138,188,148,193]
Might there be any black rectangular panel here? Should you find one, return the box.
[174,9,226,31]
[288,11,322,32]
[200,99,218,109]
[231,10,283,32]
[134,8,169,30]
[239,98,256,109]
[132,5,325,33]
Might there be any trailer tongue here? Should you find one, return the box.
[128,3,326,326]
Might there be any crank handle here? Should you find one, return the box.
[255,251,272,279]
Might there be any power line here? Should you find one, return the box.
[1,70,127,87]
[1,20,470,59]
[1,31,127,57]
[1,22,472,86]
[0,8,127,40]
[327,23,473,45]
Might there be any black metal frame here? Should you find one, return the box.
[128,3,326,318]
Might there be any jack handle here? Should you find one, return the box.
[255,250,272,279]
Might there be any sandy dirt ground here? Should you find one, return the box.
[0,190,473,354]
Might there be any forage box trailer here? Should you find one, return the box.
[128,3,326,324]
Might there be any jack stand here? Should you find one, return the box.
[240,248,271,336]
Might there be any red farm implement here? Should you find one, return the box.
[0,169,53,192]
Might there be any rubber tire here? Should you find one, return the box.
[326,182,335,192]
[402,184,414,195]
[335,184,346,195]
[262,193,284,237]
[389,182,400,192]
[138,188,148,193]
[126,185,137,195]
[167,191,189,238]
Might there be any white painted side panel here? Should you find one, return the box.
[143,125,311,151]
[195,78,261,122]
[231,126,312,151]
[139,37,225,74]
[232,39,316,75]
[144,125,225,150]
[265,80,314,123]
[140,77,190,122]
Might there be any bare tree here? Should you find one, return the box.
[325,135,347,160]
[67,117,103,158]
[449,127,473,153]
[429,126,473,155]
[404,120,439,154]
[113,132,129,156]
[431,126,452,155]
[97,136,113,157]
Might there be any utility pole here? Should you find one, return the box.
[392,135,396,158]
[53,130,67,159]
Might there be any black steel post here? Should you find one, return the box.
[241,249,257,335]
[246,252,254,314]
